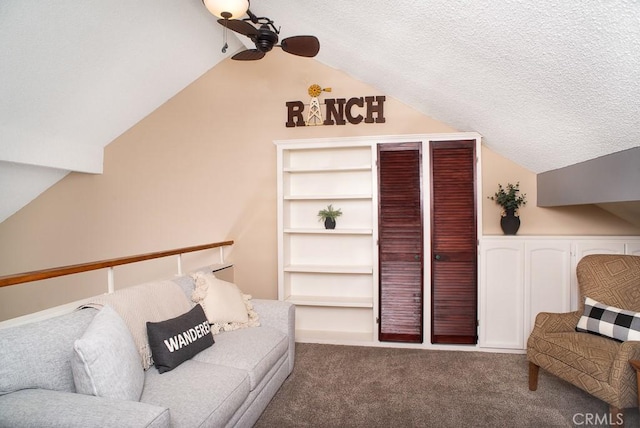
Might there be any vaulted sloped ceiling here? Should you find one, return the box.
[1,1,639,223]
[0,0,244,222]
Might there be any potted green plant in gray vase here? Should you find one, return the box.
[488,182,527,235]
[318,204,342,230]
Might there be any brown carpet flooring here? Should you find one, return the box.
[255,343,640,428]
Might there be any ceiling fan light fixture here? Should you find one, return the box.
[203,0,249,19]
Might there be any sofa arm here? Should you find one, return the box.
[0,389,170,428]
[252,299,295,374]
[252,299,294,336]
[530,310,581,335]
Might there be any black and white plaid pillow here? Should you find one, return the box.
[576,297,640,342]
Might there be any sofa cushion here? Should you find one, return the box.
[141,359,250,428]
[146,304,214,373]
[193,325,288,390]
[576,297,640,342]
[0,308,96,395]
[83,280,193,370]
[71,305,144,401]
[0,388,170,428]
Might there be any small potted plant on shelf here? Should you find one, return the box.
[488,182,527,235]
[317,204,342,230]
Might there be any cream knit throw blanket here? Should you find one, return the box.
[82,280,191,370]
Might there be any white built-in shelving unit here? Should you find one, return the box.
[275,135,640,352]
[276,140,377,344]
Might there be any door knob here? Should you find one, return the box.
[434,254,441,260]
[414,254,420,261]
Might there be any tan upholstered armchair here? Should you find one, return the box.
[527,254,640,425]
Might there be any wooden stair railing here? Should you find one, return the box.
[0,240,234,288]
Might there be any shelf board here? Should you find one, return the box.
[283,166,372,173]
[284,264,373,274]
[286,295,373,308]
[284,228,373,235]
[284,194,372,201]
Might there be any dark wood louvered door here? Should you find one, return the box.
[377,142,423,343]
[430,140,477,344]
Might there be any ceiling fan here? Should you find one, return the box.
[216,8,320,61]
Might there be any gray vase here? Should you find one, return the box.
[324,218,336,229]
[500,208,520,235]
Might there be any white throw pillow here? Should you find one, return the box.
[71,305,144,401]
[191,272,249,324]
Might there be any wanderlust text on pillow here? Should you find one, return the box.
[163,319,210,352]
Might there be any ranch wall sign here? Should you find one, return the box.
[286,84,386,128]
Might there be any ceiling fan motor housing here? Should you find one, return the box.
[255,24,278,52]
[216,15,319,60]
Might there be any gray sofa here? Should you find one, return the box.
[0,274,295,428]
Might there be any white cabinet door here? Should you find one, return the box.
[626,242,640,256]
[573,241,626,258]
[524,240,571,339]
[479,240,524,349]
[480,237,639,351]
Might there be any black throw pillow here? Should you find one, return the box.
[146,304,214,373]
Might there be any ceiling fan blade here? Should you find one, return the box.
[280,36,320,57]
[217,19,258,37]
[232,49,266,61]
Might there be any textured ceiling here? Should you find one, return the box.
[1,0,639,222]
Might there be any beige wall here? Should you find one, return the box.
[1,51,638,321]
[481,147,640,235]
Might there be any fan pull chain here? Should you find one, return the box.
[221,21,229,53]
